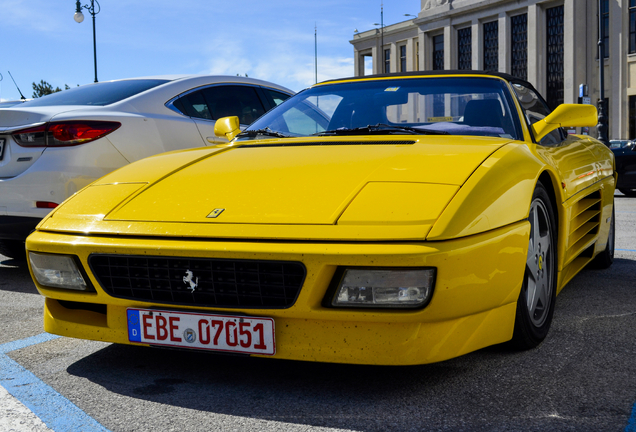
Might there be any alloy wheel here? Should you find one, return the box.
[525,197,554,328]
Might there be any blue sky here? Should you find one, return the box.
[0,0,419,101]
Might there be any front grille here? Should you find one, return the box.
[89,254,306,308]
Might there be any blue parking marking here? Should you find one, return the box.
[0,333,110,432]
[617,249,636,252]
[625,403,636,431]
[0,333,60,354]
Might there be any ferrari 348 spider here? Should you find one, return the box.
[26,72,615,365]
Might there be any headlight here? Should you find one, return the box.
[330,268,435,309]
[28,252,91,291]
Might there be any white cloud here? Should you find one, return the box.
[0,0,418,101]
[201,34,354,92]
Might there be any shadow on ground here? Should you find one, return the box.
[63,258,636,431]
[0,256,38,294]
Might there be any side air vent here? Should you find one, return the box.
[564,190,601,266]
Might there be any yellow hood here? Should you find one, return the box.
[107,137,504,224]
[42,137,511,240]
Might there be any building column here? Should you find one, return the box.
[420,31,428,71]
[390,42,398,73]
[568,0,591,105]
[622,0,633,139]
[406,38,415,71]
[499,12,508,74]
[563,0,576,103]
[472,19,480,70]
[372,44,381,75]
[609,0,624,138]
[444,25,452,70]
[527,4,541,91]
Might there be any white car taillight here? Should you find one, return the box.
[13,121,121,147]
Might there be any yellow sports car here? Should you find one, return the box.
[26,72,615,365]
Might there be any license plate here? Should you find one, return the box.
[0,138,5,161]
[127,308,275,355]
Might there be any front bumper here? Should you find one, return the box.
[27,221,530,365]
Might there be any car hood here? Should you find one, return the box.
[40,136,512,240]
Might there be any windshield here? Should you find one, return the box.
[20,79,170,107]
[243,77,522,140]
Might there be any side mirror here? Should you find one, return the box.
[214,116,241,142]
[531,104,598,142]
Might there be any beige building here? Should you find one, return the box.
[350,0,636,140]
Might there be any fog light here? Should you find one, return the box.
[332,268,435,308]
[28,252,89,291]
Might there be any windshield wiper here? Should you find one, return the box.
[313,123,449,136]
[237,127,290,138]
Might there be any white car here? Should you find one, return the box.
[0,100,30,108]
[0,75,293,258]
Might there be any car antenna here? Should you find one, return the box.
[8,71,27,100]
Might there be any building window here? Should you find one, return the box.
[383,49,390,74]
[363,55,373,76]
[600,0,609,58]
[399,45,407,72]
[457,28,472,70]
[630,0,636,53]
[483,21,498,72]
[510,14,528,81]
[630,96,636,139]
[546,5,564,110]
[433,35,444,70]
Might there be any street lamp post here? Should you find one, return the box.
[374,3,384,73]
[74,0,101,83]
[597,0,609,146]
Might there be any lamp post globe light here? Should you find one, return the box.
[74,0,101,83]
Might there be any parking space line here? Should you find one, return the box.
[0,333,110,432]
[617,249,636,252]
[625,403,636,432]
[0,333,60,354]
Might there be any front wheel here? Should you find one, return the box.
[511,182,557,350]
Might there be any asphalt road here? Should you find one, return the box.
[1,193,635,432]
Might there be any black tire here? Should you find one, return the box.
[511,182,557,350]
[618,188,636,197]
[0,240,26,261]
[590,200,615,269]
